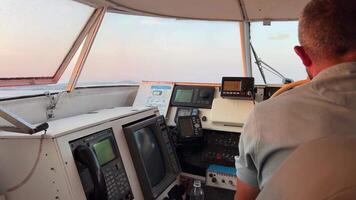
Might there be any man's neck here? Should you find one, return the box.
[312,52,356,77]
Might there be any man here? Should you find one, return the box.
[235,0,356,199]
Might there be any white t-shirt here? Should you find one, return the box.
[236,62,356,188]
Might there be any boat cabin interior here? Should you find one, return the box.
[0,0,343,199]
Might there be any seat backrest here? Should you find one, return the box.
[257,134,356,200]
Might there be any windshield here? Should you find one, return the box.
[0,1,306,99]
[250,21,307,84]
[0,0,93,78]
[78,12,244,86]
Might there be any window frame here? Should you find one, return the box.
[0,6,252,90]
[0,7,102,88]
[76,13,251,86]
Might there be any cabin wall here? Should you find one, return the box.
[0,86,139,124]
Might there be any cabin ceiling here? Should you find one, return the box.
[75,0,311,21]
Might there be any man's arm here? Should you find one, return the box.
[235,178,260,200]
[235,108,261,199]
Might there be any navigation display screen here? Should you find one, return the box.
[94,139,116,166]
[133,127,166,187]
[223,80,242,91]
[174,89,193,103]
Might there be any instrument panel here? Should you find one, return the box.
[221,77,254,99]
[170,86,215,108]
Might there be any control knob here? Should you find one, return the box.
[229,180,235,186]
[212,177,217,183]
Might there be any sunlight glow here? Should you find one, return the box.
[0,0,93,78]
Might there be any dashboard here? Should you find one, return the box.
[0,80,280,200]
[142,82,280,193]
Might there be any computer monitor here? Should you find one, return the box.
[123,115,180,200]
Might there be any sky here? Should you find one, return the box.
[250,22,307,83]
[0,0,307,85]
[78,13,244,84]
[0,0,93,78]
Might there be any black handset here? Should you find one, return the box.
[74,145,108,200]
[71,129,133,200]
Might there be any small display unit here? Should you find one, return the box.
[174,107,199,123]
[123,115,181,200]
[177,115,203,141]
[171,86,215,108]
[221,77,254,99]
[70,129,133,200]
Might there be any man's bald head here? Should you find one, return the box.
[299,0,356,63]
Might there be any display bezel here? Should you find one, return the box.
[221,77,255,99]
[173,89,194,103]
[93,138,117,166]
[170,85,215,108]
[223,80,242,91]
[123,115,180,200]
[177,115,203,140]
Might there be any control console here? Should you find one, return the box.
[70,129,133,200]
[202,131,239,166]
[206,165,237,191]
[176,130,240,176]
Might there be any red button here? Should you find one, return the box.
[216,153,222,160]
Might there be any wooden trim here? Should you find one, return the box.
[53,9,102,83]
[0,77,56,87]
[141,81,220,87]
[66,7,107,92]
[174,82,221,87]
[239,22,252,77]
[239,22,247,77]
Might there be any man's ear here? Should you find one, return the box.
[294,46,312,67]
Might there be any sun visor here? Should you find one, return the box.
[75,0,311,21]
